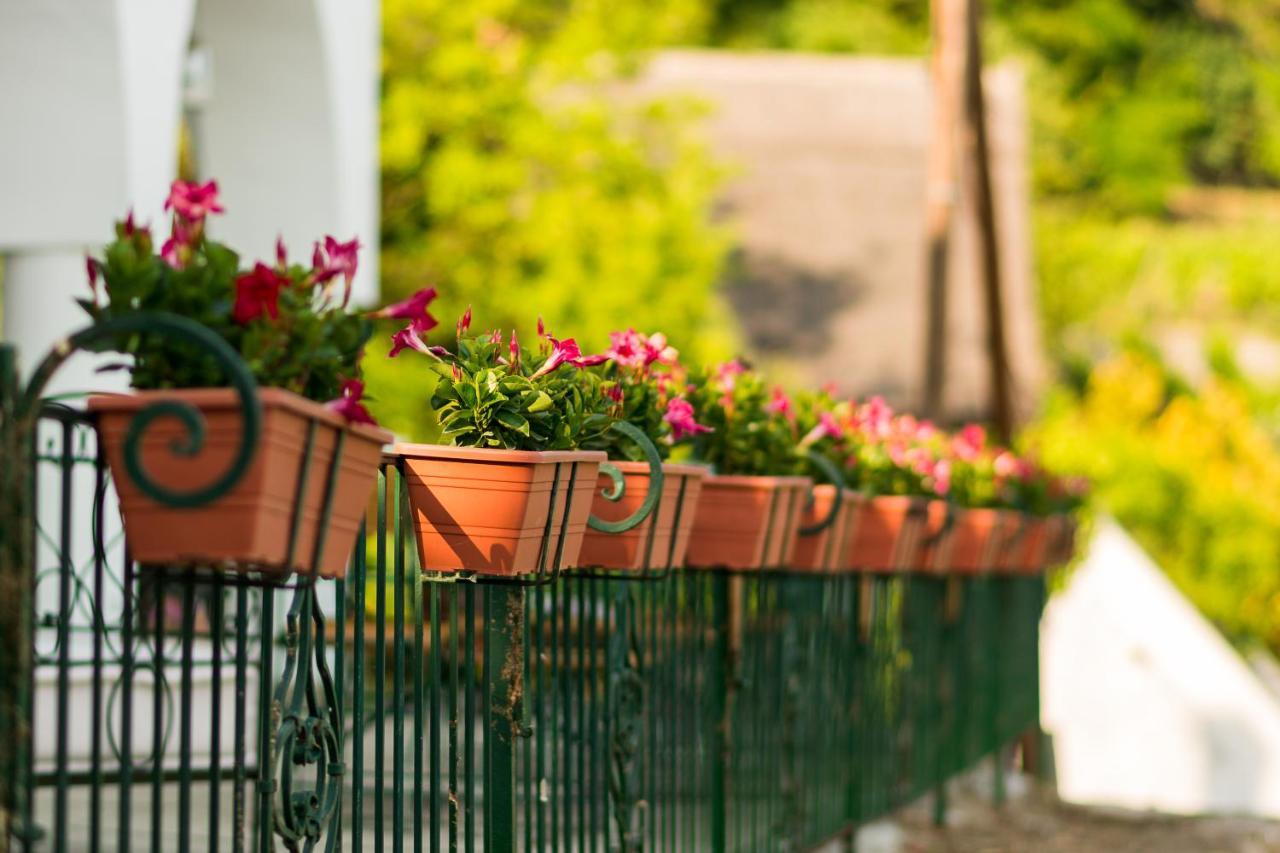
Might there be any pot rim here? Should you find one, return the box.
[88,386,393,444]
[393,442,607,465]
[601,460,708,478]
[702,474,813,489]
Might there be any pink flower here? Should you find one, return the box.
[86,256,99,302]
[643,332,678,367]
[994,451,1031,481]
[232,263,288,324]
[932,459,952,496]
[164,179,224,222]
[160,218,196,269]
[389,317,435,358]
[530,336,607,378]
[325,378,378,426]
[764,386,794,420]
[856,396,894,439]
[312,235,361,303]
[953,424,987,462]
[369,286,439,334]
[457,305,472,338]
[800,412,843,447]
[714,359,746,391]
[664,397,713,441]
[605,384,624,403]
[605,329,644,368]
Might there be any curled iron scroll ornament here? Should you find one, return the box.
[797,450,846,536]
[588,421,666,535]
[0,312,261,836]
[607,588,645,853]
[271,582,344,851]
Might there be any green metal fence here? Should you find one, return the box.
[3,410,1046,851]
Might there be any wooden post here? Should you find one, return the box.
[922,0,968,422]
[961,0,1015,442]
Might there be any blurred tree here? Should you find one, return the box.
[380,0,736,370]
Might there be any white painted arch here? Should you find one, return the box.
[0,0,379,389]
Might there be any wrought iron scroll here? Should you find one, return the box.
[798,450,846,536]
[607,588,645,853]
[588,421,665,535]
[0,311,261,842]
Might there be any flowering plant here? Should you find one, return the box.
[796,394,949,498]
[680,361,798,476]
[82,180,373,414]
[574,329,688,462]
[389,308,615,451]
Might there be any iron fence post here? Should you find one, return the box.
[484,584,525,853]
[709,571,731,853]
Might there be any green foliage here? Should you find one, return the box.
[705,0,1280,215]
[380,0,735,363]
[1036,196,1280,359]
[85,216,370,402]
[683,362,802,476]
[421,333,614,450]
[576,365,674,461]
[1027,351,1280,650]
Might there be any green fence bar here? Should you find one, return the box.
[5,423,1049,851]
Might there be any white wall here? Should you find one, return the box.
[1042,519,1280,817]
[0,0,381,391]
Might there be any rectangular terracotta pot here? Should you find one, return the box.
[684,475,812,570]
[577,462,706,571]
[947,508,1004,574]
[395,444,605,575]
[790,487,862,572]
[89,387,391,579]
[915,499,955,572]
[990,510,1029,573]
[1016,516,1050,574]
[844,495,928,571]
[1045,514,1079,566]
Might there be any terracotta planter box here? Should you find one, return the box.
[1015,516,1050,574]
[684,475,812,570]
[790,487,862,572]
[947,508,1004,574]
[90,388,391,579]
[396,444,605,575]
[844,496,927,571]
[992,510,1030,573]
[577,462,706,571]
[915,500,955,572]
[1046,514,1079,566]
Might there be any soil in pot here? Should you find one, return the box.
[90,387,391,579]
[577,463,706,571]
[684,475,812,570]
[395,444,605,575]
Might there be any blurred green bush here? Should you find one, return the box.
[379,0,736,372]
[1028,351,1280,651]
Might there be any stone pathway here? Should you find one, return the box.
[887,785,1280,852]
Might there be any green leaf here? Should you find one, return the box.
[527,390,554,413]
